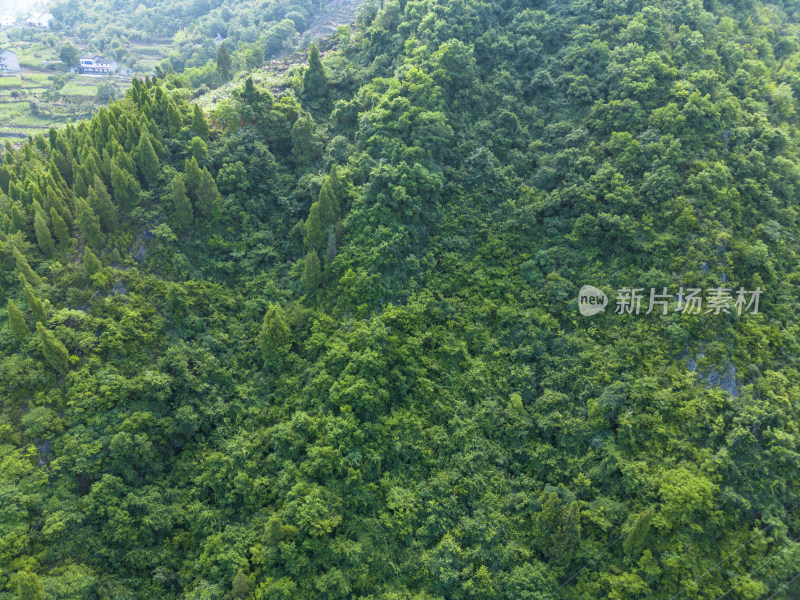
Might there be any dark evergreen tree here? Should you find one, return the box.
[36,322,69,374]
[7,300,28,343]
[216,42,232,83]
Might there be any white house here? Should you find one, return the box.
[214,33,225,45]
[78,55,119,74]
[25,13,54,28]
[0,49,20,72]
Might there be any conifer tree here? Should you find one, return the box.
[7,300,28,343]
[36,322,69,374]
[259,303,290,359]
[75,197,105,251]
[73,168,89,199]
[328,164,343,204]
[137,133,160,187]
[89,175,118,231]
[34,211,55,257]
[217,42,232,83]
[13,247,42,286]
[166,99,183,134]
[305,183,336,251]
[191,104,210,139]
[21,276,47,324]
[302,44,328,100]
[110,158,140,211]
[50,207,70,248]
[46,185,71,227]
[302,249,322,292]
[171,173,193,231]
[195,168,221,220]
[83,246,102,278]
[184,156,202,198]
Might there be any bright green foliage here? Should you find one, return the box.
[183,156,202,197]
[187,136,208,163]
[259,302,290,358]
[191,104,210,140]
[12,246,42,286]
[228,573,251,600]
[166,99,183,134]
[304,182,336,252]
[83,246,102,277]
[14,571,45,600]
[50,207,70,248]
[2,1,800,598]
[58,44,80,69]
[36,322,69,373]
[21,277,47,324]
[302,44,328,101]
[34,211,55,257]
[194,167,220,220]
[7,299,28,342]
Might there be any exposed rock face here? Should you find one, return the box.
[686,351,739,397]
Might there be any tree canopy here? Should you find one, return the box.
[1,0,800,598]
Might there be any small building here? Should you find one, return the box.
[25,13,54,28]
[214,33,225,45]
[0,49,21,72]
[78,55,119,75]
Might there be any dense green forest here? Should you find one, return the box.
[2,0,800,598]
[49,0,351,81]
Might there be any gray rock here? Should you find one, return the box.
[36,439,52,467]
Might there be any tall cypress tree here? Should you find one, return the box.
[171,173,193,231]
[34,211,55,257]
[75,197,105,251]
[36,322,69,374]
[302,44,328,100]
[302,249,322,292]
[194,168,221,220]
[166,99,183,135]
[110,158,139,211]
[89,175,118,231]
[191,104,210,140]
[217,42,232,83]
[83,246,102,278]
[7,300,28,343]
[13,247,42,286]
[259,303,290,360]
[21,276,47,324]
[304,182,336,251]
[137,133,160,187]
[50,208,70,249]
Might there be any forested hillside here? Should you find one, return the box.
[50,0,360,77]
[1,0,800,598]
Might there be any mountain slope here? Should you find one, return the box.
[1,0,800,599]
